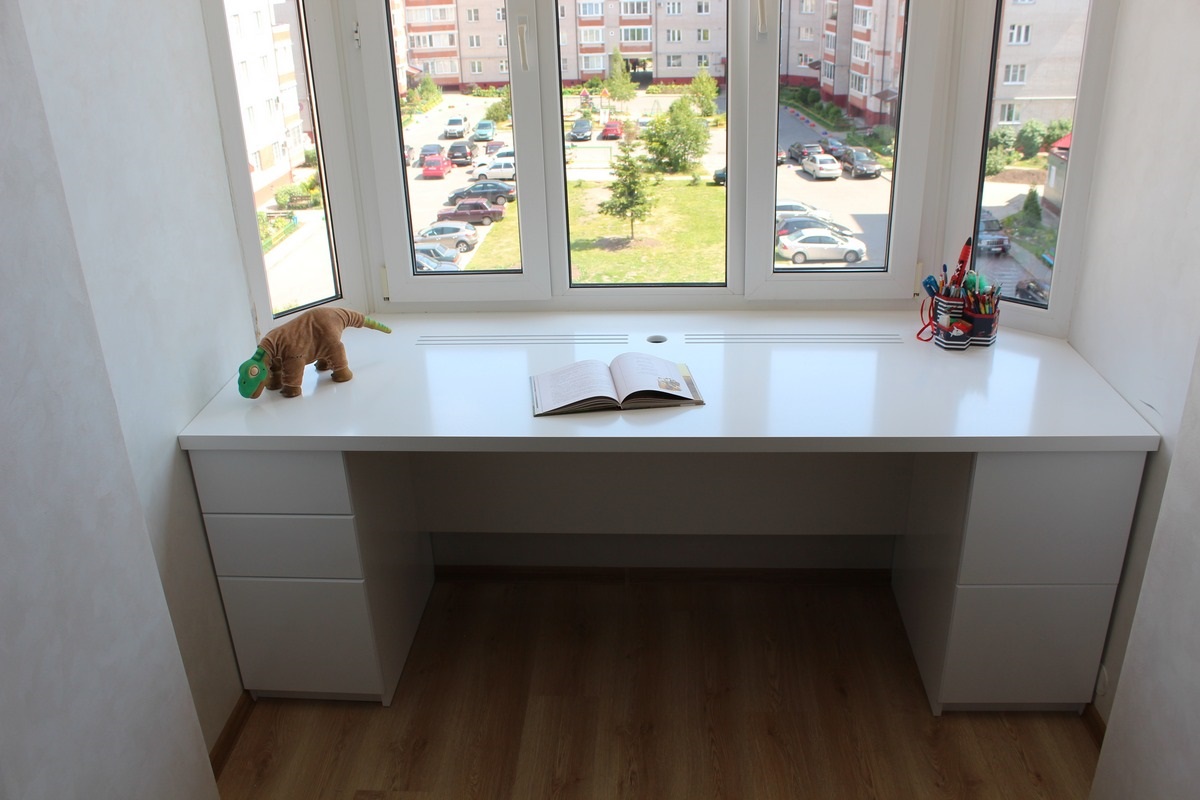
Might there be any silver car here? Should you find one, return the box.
[414,221,479,253]
[775,228,867,265]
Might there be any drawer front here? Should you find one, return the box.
[939,584,1115,705]
[189,450,351,515]
[958,451,1144,585]
[205,514,362,579]
[218,577,382,697]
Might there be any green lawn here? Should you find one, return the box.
[467,179,728,284]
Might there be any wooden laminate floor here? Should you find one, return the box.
[216,575,1100,799]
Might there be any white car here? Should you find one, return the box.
[775,199,832,222]
[775,228,867,265]
[474,148,515,169]
[801,154,841,180]
[475,158,516,181]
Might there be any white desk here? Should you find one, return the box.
[180,311,1158,713]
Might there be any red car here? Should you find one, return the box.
[436,200,506,226]
[600,119,624,140]
[421,155,454,179]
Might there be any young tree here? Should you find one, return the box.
[604,48,637,103]
[599,140,656,240]
[417,74,442,108]
[687,67,719,117]
[1020,185,1043,226]
[641,98,709,173]
[485,86,512,123]
[1015,119,1047,159]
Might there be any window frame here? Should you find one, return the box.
[204,0,1113,337]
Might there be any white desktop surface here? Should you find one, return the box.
[179,310,1159,454]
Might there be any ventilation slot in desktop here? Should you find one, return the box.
[416,334,629,346]
[684,332,905,344]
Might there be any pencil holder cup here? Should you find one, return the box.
[933,296,971,350]
[964,307,999,347]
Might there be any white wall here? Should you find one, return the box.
[15,0,259,748]
[0,1,217,795]
[1065,0,1200,795]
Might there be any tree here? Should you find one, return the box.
[604,48,636,103]
[1043,118,1072,149]
[687,67,719,117]
[485,86,511,123]
[1015,119,1047,159]
[417,74,442,108]
[598,140,656,239]
[989,126,1016,151]
[1020,185,1042,226]
[641,98,710,173]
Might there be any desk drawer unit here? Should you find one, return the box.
[189,450,428,704]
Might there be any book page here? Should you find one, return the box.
[609,352,694,404]
[530,359,619,414]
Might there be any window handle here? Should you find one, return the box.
[757,0,767,35]
[517,19,529,71]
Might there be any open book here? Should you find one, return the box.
[530,352,705,416]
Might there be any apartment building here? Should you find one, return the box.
[993,0,1089,128]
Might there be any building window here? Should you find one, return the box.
[852,40,869,61]
[666,1,681,14]
[697,1,711,14]
[1008,24,1030,44]
[469,60,482,74]
[496,8,506,21]
[997,102,1019,123]
[666,54,682,67]
[1003,63,1026,84]
[578,2,602,17]
[800,0,816,12]
[849,71,867,93]
[667,29,681,43]
[824,31,836,51]
[853,5,873,28]
[580,28,603,44]
[621,27,652,43]
[498,59,508,73]
[697,53,709,67]
[798,26,815,41]
[621,1,650,15]
[466,8,479,21]
[498,33,507,46]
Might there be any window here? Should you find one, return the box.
[208,0,1097,328]
[498,33,507,46]
[697,1,711,14]
[621,1,649,15]
[496,8,506,21]
[1008,24,1030,44]
[976,0,1090,311]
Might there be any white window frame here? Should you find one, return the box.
[579,27,603,44]
[1003,63,1026,84]
[1008,23,1030,44]
[466,8,479,22]
[580,53,605,71]
[621,27,652,43]
[849,71,867,93]
[697,28,710,42]
[666,54,682,67]
[666,0,682,15]
[667,28,681,43]
[578,2,602,17]
[206,0,1110,337]
[998,102,1019,123]
[851,40,869,61]
[798,26,815,41]
[697,53,709,67]
[621,1,650,15]
[469,59,483,74]
[697,1,711,14]
[799,0,816,13]
[468,34,481,48]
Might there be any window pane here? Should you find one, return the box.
[975,0,1089,309]
[385,0,523,275]
[775,0,908,272]
[226,0,340,316]
[558,2,728,286]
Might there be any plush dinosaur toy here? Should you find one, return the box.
[237,307,391,399]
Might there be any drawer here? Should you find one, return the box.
[939,584,1116,706]
[218,577,382,697]
[204,514,362,579]
[189,450,351,515]
[958,451,1144,585]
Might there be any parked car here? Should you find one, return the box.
[819,137,849,158]
[713,166,727,185]
[564,143,576,163]
[414,143,444,166]
[775,228,867,265]
[421,154,454,179]
[446,180,516,206]
[471,120,496,141]
[776,148,788,165]
[403,144,414,166]
[568,118,593,141]
[414,221,479,253]
[840,146,883,178]
[413,242,462,265]
[801,154,842,180]
[436,199,506,226]
[977,210,1011,255]
[788,141,824,162]
[474,158,516,181]
[775,199,832,221]
[485,139,508,155]
[600,119,624,140]
[776,215,855,240]
[443,116,468,139]
[474,147,515,169]
[414,252,462,272]
[446,141,479,166]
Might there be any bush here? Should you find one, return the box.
[645,84,664,94]
[1015,119,1047,159]
[872,124,896,146]
[984,145,1011,176]
[302,148,318,167]
[989,127,1016,151]
[1044,118,1072,149]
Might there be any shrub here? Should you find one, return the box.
[1016,120,1047,159]
[1020,185,1042,225]
[989,127,1016,151]
[302,148,318,167]
[1044,118,1072,149]
[984,145,1011,176]
[645,84,664,94]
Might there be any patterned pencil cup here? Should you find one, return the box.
[933,296,970,350]
[964,307,999,347]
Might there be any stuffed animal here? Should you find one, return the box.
[237,307,391,399]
